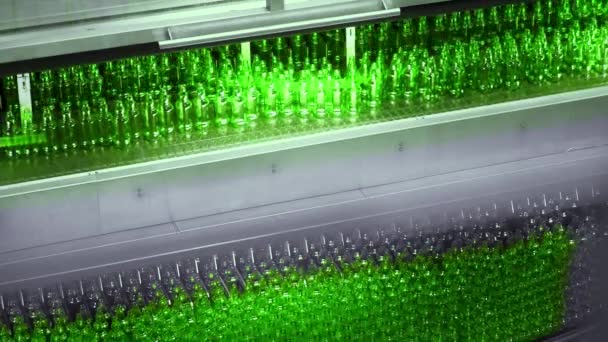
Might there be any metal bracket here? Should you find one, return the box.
[266,0,284,11]
[159,8,400,50]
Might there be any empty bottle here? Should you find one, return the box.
[231,86,246,128]
[41,105,57,154]
[78,100,96,149]
[59,102,77,152]
[114,98,130,148]
[215,83,230,126]
[191,84,212,132]
[175,84,193,136]
[145,91,161,142]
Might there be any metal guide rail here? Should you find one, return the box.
[0,0,462,67]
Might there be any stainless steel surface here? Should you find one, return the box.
[0,0,454,64]
[159,0,398,49]
[0,0,227,32]
[0,0,264,64]
[266,0,284,11]
[0,145,606,293]
[0,86,606,255]
[159,5,400,49]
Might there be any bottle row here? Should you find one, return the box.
[1,0,607,160]
[0,220,577,341]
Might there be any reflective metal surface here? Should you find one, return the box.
[0,0,228,31]
[0,86,606,255]
[0,0,448,64]
[0,145,606,292]
[160,6,400,49]
[0,0,263,64]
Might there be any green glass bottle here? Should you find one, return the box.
[113,98,131,148]
[557,0,573,32]
[548,31,564,83]
[503,33,522,90]
[78,100,96,149]
[73,67,88,102]
[515,2,528,32]
[399,19,415,47]
[345,77,358,122]
[279,74,295,119]
[273,36,290,66]
[487,6,501,33]
[466,37,482,90]
[503,4,516,32]
[36,71,55,110]
[582,24,600,79]
[94,98,114,147]
[386,60,400,104]
[104,61,120,100]
[41,104,56,154]
[461,10,473,38]
[122,93,142,143]
[327,29,344,70]
[10,308,29,342]
[1,105,17,158]
[0,321,10,341]
[437,43,451,96]
[211,85,229,130]
[472,8,486,38]
[191,84,212,131]
[59,102,77,152]
[402,55,420,103]
[531,1,545,29]
[291,34,305,71]
[175,84,192,136]
[2,74,18,102]
[451,41,466,97]
[369,65,382,111]
[377,22,392,57]
[159,54,173,86]
[574,0,592,20]
[531,27,549,85]
[145,56,161,92]
[310,32,325,68]
[314,78,327,120]
[297,77,310,122]
[221,58,238,95]
[263,78,278,123]
[145,91,161,142]
[117,61,130,96]
[331,75,342,122]
[231,85,246,128]
[133,92,148,142]
[419,57,438,102]
[175,53,189,85]
[448,12,462,38]
[432,14,448,50]
[489,35,504,89]
[416,16,429,46]
[161,88,176,140]
[600,27,608,78]
[87,64,104,98]
[58,70,73,105]
[254,39,272,67]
